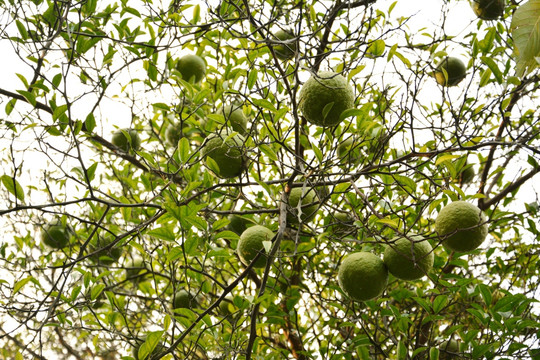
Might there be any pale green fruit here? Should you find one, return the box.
[298,71,355,127]
[273,29,297,60]
[40,221,72,249]
[434,57,467,87]
[287,187,319,224]
[227,214,252,235]
[201,131,248,178]
[165,122,186,147]
[125,258,147,281]
[435,201,488,252]
[237,225,274,268]
[383,235,434,280]
[111,128,141,152]
[338,252,388,302]
[329,212,355,235]
[471,0,505,20]
[219,104,248,135]
[176,54,206,83]
[88,236,122,266]
[439,339,462,360]
[173,289,198,310]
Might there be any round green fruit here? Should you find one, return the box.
[219,104,248,135]
[125,258,147,280]
[237,225,275,268]
[434,57,467,87]
[201,131,248,178]
[111,128,141,152]
[287,187,319,224]
[173,289,198,310]
[435,201,488,252]
[383,235,434,280]
[165,122,186,147]
[471,0,505,20]
[227,214,252,235]
[439,339,461,360]
[273,29,297,60]
[329,212,355,235]
[337,137,362,166]
[176,54,206,83]
[338,252,388,302]
[40,221,72,249]
[298,71,355,127]
[459,163,475,184]
[88,236,122,266]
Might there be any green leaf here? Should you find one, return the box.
[85,112,96,132]
[1,175,25,201]
[178,137,191,163]
[16,90,36,107]
[15,20,28,40]
[510,0,540,77]
[138,331,163,360]
[481,56,503,83]
[13,277,33,295]
[367,39,385,57]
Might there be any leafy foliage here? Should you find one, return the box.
[0,0,539,359]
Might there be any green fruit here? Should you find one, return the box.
[329,212,355,235]
[165,122,186,147]
[111,128,141,152]
[273,29,297,60]
[237,225,275,268]
[218,298,234,316]
[459,163,475,184]
[337,138,362,165]
[201,131,248,178]
[298,71,355,127]
[338,252,388,302]
[219,104,248,135]
[439,339,461,360]
[173,289,198,310]
[176,54,206,83]
[471,0,505,20]
[435,201,488,252]
[88,236,122,266]
[227,214,252,235]
[434,57,467,87]
[125,258,147,280]
[40,221,72,249]
[383,235,434,280]
[287,187,319,224]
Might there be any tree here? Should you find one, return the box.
[0,0,539,359]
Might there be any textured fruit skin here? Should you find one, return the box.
[219,104,248,135]
[273,29,297,60]
[88,236,122,266]
[383,235,434,280]
[337,138,362,166]
[435,201,488,252]
[298,71,355,127]
[111,128,141,152]
[227,214,251,235]
[287,187,319,224]
[201,131,248,178]
[176,54,206,83]
[173,289,197,309]
[434,57,467,87]
[237,225,274,268]
[472,0,505,20]
[41,222,72,249]
[329,212,355,235]
[439,339,461,360]
[338,252,388,301]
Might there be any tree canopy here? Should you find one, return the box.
[0,0,539,359]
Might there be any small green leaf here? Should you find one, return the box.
[1,175,25,201]
[16,90,36,107]
[138,331,163,360]
[13,277,33,295]
[178,137,190,163]
[367,39,385,57]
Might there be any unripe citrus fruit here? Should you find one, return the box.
[88,236,122,266]
[287,187,319,224]
[112,128,141,152]
[298,71,355,127]
[329,212,355,235]
[176,54,206,83]
[338,252,388,301]
[337,137,362,166]
[227,214,252,235]
[173,289,198,309]
[219,104,248,135]
[201,131,248,178]
[273,29,297,60]
[435,201,488,252]
[165,122,186,147]
[434,57,467,87]
[459,163,475,184]
[237,225,274,268]
[383,235,434,280]
[40,221,72,249]
[471,0,505,20]
[125,257,147,281]
[439,339,461,360]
